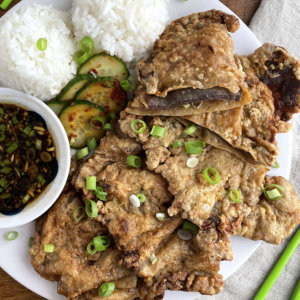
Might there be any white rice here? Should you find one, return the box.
[0,4,77,101]
[71,0,169,63]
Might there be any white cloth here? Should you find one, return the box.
[198,1,300,299]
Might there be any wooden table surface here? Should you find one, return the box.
[0,0,262,299]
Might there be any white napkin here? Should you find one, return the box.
[199,1,300,299]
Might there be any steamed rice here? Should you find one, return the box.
[0,4,76,101]
[71,0,169,63]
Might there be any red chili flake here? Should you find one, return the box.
[69,113,76,122]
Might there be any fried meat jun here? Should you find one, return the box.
[127,10,252,116]
[30,190,136,299]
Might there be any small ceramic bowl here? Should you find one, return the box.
[0,88,70,228]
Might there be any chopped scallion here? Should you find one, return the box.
[87,137,97,152]
[0,167,12,174]
[127,155,142,168]
[150,125,166,138]
[44,244,54,253]
[5,231,18,241]
[229,189,241,203]
[172,140,183,149]
[0,124,5,131]
[263,184,284,200]
[110,112,116,120]
[103,123,112,131]
[73,50,90,65]
[272,161,280,169]
[184,125,197,135]
[156,213,165,221]
[0,178,7,188]
[137,193,146,203]
[79,36,94,55]
[129,194,140,208]
[22,194,31,204]
[87,241,96,255]
[93,235,111,252]
[85,199,98,218]
[203,167,220,185]
[23,126,31,136]
[183,104,190,109]
[86,176,97,191]
[131,119,147,134]
[149,253,157,264]
[98,282,115,297]
[6,142,18,154]
[35,139,42,151]
[73,206,85,222]
[28,237,34,248]
[186,157,199,168]
[0,159,10,167]
[177,229,192,240]
[183,221,199,235]
[76,147,89,160]
[120,79,131,91]
[95,186,107,201]
[185,140,205,154]
[36,38,47,51]
[90,116,106,129]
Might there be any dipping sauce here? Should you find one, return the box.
[0,104,58,215]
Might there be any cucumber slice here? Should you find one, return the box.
[58,74,93,102]
[59,101,106,149]
[46,99,65,116]
[75,77,127,114]
[78,53,130,81]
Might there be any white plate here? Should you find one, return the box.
[0,0,292,299]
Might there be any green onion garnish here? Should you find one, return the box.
[185,140,205,154]
[263,184,284,200]
[172,140,183,149]
[76,147,89,160]
[137,193,146,203]
[150,125,166,138]
[7,142,18,154]
[129,194,141,208]
[131,119,147,134]
[0,159,10,167]
[85,199,98,218]
[0,0,13,10]
[12,115,18,125]
[0,178,7,188]
[22,194,30,204]
[127,155,142,168]
[0,135,5,142]
[73,50,90,65]
[110,112,116,120]
[0,193,10,199]
[103,123,112,131]
[149,253,157,264]
[5,231,18,241]
[23,126,31,136]
[0,167,12,174]
[156,213,165,221]
[183,104,190,109]
[44,244,54,253]
[36,38,47,51]
[35,139,42,151]
[186,157,199,168]
[87,137,97,152]
[229,189,241,203]
[203,167,220,185]
[28,237,34,248]
[0,124,5,131]
[87,241,96,255]
[98,282,115,297]
[90,116,106,129]
[272,161,280,168]
[86,176,97,191]
[184,125,197,135]
[120,80,131,91]
[93,235,111,252]
[73,206,85,222]
[0,107,4,114]
[183,221,199,235]
[79,36,94,55]
[95,186,107,201]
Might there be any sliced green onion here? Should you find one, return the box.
[95,186,107,201]
[272,161,280,169]
[93,235,111,252]
[131,119,147,134]
[230,189,241,203]
[110,112,116,120]
[156,212,165,221]
[79,36,94,55]
[184,125,197,135]
[177,229,192,240]
[87,137,97,151]
[35,139,42,151]
[149,253,157,264]
[203,167,220,185]
[103,123,112,131]
[150,125,166,138]
[76,147,89,160]
[0,0,13,10]
[0,193,10,199]
[183,104,190,109]
[137,193,146,203]
[186,157,199,168]
[98,282,115,297]
[0,178,7,188]
[28,237,34,248]
[185,140,205,154]
[0,135,5,142]
[86,176,97,191]
[127,155,142,168]
[44,244,54,253]
[85,199,98,218]
[0,167,12,174]
[129,194,140,208]
[0,107,4,114]
[0,124,5,131]
[0,159,10,167]
[183,221,199,235]
[263,184,284,200]
[90,116,106,129]
[37,174,45,184]
[7,142,18,154]
[36,38,47,51]
[87,241,96,255]
[73,50,90,65]
[12,115,18,125]
[172,140,183,149]
[23,126,31,136]
[120,80,131,91]
[5,231,18,241]
[25,140,31,147]
[22,194,31,204]
[73,206,85,222]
